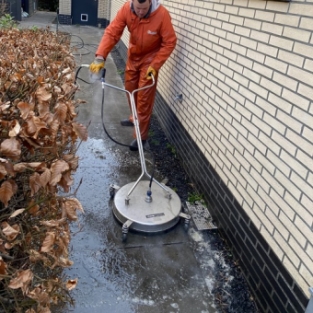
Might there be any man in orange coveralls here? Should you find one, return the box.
[90,0,177,151]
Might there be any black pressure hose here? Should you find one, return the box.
[74,66,91,85]
[74,66,126,146]
[74,66,156,185]
[100,74,130,148]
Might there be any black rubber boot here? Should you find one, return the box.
[120,119,134,126]
[129,139,146,151]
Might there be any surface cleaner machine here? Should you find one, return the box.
[103,72,191,241]
[78,66,190,241]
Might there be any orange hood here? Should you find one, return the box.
[96,0,177,71]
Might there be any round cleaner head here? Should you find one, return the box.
[113,180,182,233]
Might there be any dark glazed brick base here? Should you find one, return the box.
[58,14,72,25]
[97,18,109,28]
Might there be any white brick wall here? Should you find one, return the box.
[59,0,71,15]
[98,0,109,19]
[160,0,313,299]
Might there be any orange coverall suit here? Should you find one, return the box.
[95,0,177,141]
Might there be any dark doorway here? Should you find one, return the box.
[22,0,27,11]
[72,0,98,26]
[37,0,58,11]
[22,0,37,16]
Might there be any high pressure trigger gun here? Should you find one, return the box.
[90,67,106,83]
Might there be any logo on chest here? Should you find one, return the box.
[147,30,157,35]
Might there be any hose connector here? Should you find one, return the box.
[145,189,152,203]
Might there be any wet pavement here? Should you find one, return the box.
[62,140,219,313]
[19,11,255,313]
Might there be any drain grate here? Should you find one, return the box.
[185,201,217,231]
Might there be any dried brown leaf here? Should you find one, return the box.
[0,180,15,207]
[4,242,13,250]
[0,239,6,254]
[45,278,60,293]
[39,218,66,228]
[61,124,74,144]
[72,122,88,141]
[29,249,49,264]
[12,163,29,172]
[17,101,35,119]
[29,172,42,196]
[0,164,7,180]
[13,162,44,173]
[24,116,48,139]
[59,229,70,251]
[40,168,51,187]
[3,160,15,177]
[62,198,84,221]
[36,86,52,103]
[54,102,67,123]
[9,208,25,219]
[58,171,73,193]
[8,269,33,294]
[54,85,62,94]
[41,111,54,124]
[47,184,57,195]
[0,257,7,280]
[56,238,69,259]
[61,67,71,74]
[63,154,79,170]
[61,83,73,95]
[40,231,56,253]
[47,119,60,140]
[64,73,73,81]
[25,232,32,245]
[9,120,21,137]
[1,222,20,241]
[59,257,73,268]
[64,100,77,119]
[32,116,48,139]
[66,278,78,290]
[0,102,10,112]
[36,76,45,84]
[38,102,50,117]
[50,160,69,186]
[27,285,50,305]
[29,203,40,216]
[24,115,37,136]
[0,137,21,160]
[7,178,18,195]
[10,72,22,82]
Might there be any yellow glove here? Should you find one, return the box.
[89,58,105,73]
[146,66,157,80]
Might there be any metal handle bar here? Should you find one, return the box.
[98,71,172,200]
